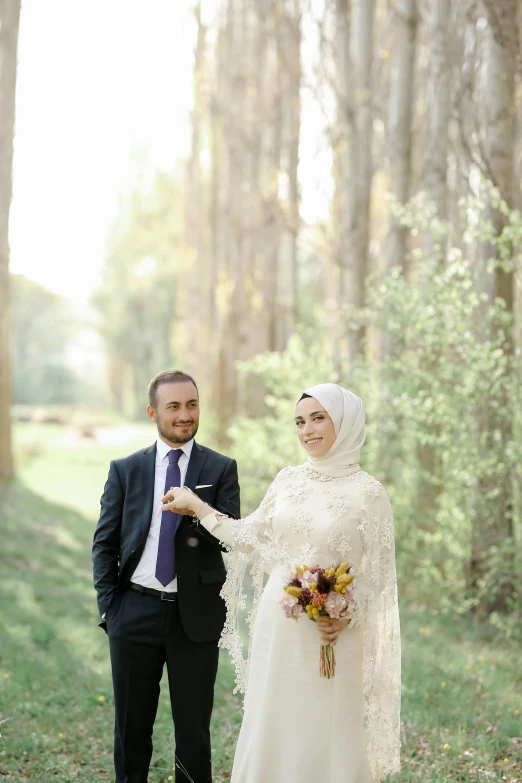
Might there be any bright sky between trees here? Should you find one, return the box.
[9,0,195,303]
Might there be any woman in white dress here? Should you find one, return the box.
[162,384,401,782]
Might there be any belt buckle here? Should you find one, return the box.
[160,591,174,602]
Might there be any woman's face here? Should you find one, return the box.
[295,396,337,458]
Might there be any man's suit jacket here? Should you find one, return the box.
[92,441,240,642]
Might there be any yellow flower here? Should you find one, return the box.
[3,673,9,679]
[58,732,64,737]
[504,758,509,763]
[478,655,484,662]
[432,609,439,615]
[335,562,349,577]
[337,573,355,586]
[443,743,450,750]
[285,586,302,598]
[168,777,174,781]
[295,567,304,576]
[98,695,105,702]
[514,709,520,716]
[418,627,432,635]
[441,682,446,687]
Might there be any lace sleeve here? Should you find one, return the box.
[201,474,281,694]
[355,483,401,781]
[197,476,277,553]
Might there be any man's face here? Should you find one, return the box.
[147,381,200,446]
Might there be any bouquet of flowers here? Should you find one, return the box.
[279,562,356,678]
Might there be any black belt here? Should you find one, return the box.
[129,583,178,602]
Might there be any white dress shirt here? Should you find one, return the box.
[130,436,194,592]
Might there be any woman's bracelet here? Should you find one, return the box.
[195,499,207,519]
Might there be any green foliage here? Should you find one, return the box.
[11,275,80,405]
[229,191,522,632]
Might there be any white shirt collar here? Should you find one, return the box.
[156,436,194,462]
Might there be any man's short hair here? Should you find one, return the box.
[148,370,199,408]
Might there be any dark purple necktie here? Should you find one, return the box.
[155,448,183,587]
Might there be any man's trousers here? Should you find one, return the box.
[107,588,220,783]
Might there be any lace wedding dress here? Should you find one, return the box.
[200,464,401,782]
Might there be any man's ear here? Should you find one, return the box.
[147,405,157,422]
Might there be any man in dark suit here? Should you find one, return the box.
[92,370,240,783]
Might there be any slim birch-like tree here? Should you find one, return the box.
[416,0,452,523]
[425,0,451,223]
[275,0,300,352]
[0,0,21,482]
[386,0,418,275]
[334,0,375,362]
[470,0,518,612]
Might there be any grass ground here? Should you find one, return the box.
[0,422,521,782]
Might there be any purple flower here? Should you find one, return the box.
[316,573,335,594]
[299,588,312,607]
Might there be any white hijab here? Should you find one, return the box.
[295,383,365,478]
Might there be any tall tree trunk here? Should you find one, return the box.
[276,0,300,351]
[0,0,21,482]
[214,0,240,441]
[335,0,375,363]
[185,4,208,383]
[425,0,451,223]
[386,0,418,275]
[470,0,518,614]
[334,0,356,363]
[351,0,375,360]
[261,3,283,353]
[416,0,452,532]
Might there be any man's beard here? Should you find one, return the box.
[157,417,199,445]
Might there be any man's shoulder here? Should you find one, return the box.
[195,442,236,466]
[111,443,156,468]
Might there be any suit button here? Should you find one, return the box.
[131,549,135,554]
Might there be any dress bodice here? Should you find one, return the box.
[270,465,382,570]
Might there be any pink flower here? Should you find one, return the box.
[299,569,318,587]
[324,591,350,619]
[279,592,303,619]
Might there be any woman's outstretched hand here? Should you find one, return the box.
[162,487,199,516]
[315,616,351,646]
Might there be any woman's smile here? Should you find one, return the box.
[305,437,322,447]
[295,396,337,458]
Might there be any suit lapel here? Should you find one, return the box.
[140,443,157,541]
[183,441,207,491]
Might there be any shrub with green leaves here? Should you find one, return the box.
[229,189,522,634]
